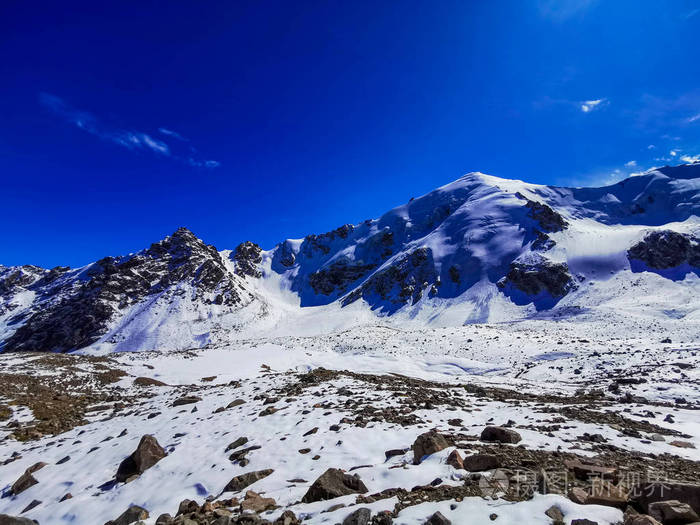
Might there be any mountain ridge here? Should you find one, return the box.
[1,164,699,352]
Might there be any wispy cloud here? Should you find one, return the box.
[158,127,188,141]
[537,0,597,22]
[40,93,219,168]
[680,154,700,163]
[684,8,700,20]
[580,99,606,113]
[688,113,700,123]
[624,160,637,168]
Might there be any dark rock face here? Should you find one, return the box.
[412,430,449,464]
[309,261,376,296]
[462,453,500,472]
[3,228,246,352]
[301,468,368,503]
[524,198,568,232]
[223,469,274,492]
[116,435,166,482]
[233,241,263,278]
[425,512,452,525]
[480,426,522,444]
[627,230,700,269]
[498,258,576,298]
[342,248,437,307]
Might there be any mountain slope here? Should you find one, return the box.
[1,164,699,353]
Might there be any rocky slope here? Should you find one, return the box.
[1,164,699,353]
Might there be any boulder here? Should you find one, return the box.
[302,468,368,503]
[623,515,661,525]
[116,435,166,482]
[629,482,700,515]
[462,453,500,472]
[0,516,39,525]
[648,500,699,524]
[172,396,202,407]
[571,521,598,525]
[274,511,300,525]
[585,482,628,509]
[446,450,464,470]
[412,431,449,464]
[342,508,371,525]
[480,426,522,444]
[425,512,451,525]
[10,471,38,495]
[545,506,565,524]
[223,469,274,492]
[104,505,149,525]
[240,490,276,513]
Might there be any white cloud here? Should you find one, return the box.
[647,144,656,150]
[580,99,605,113]
[624,160,637,168]
[680,154,700,163]
[688,113,700,123]
[40,93,218,168]
[670,149,678,157]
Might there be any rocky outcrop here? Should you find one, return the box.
[342,248,437,307]
[480,426,522,444]
[3,228,247,352]
[233,242,263,278]
[309,261,376,296]
[627,230,700,269]
[498,257,576,298]
[223,469,274,493]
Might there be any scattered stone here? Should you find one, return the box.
[480,426,522,444]
[172,395,202,407]
[425,511,451,525]
[385,449,407,460]
[105,505,149,525]
[227,399,246,408]
[545,505,564,524]
[0,515,40,525]
[564,459,618,482]
[629,482,700,515]
[56,456,70,465]
[568,487,588,504]
[259,406,278,417]
[20,501,41,514]
[342,508,372,525]
[571,521,598,525]
[648,500,699,524]
[304,427,319,436]
[462,453,499,472]
[412,431,449,464]
[225,437,249,451]
[10,471,38,495]
[115,435,167,482]
[59,493,72,502]
[669,440,696,449]
[223,469,274,492]
[302,468,368,503]
[240,490,276,513]
[623,515,661,525]
[133,377,167,387]
[446,450,464,470]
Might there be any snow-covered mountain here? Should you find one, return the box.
[1,164,699,353]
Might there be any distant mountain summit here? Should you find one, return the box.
[2,164,699,352]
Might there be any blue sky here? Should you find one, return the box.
[2,1,700,268]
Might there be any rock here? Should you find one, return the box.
[155,515,173,525]
[571,521,598,525]
[568,487,589,504]
[623,515,662,525]
[480,426,522,444]
[648,500,699,524]
[385,449,407,460]
[105,505,149,525]
[670,440,696,449]
[628,230,700,270]
[20,501,41,514]
[302,468,368,503]
[342,508,372,525]
[133,377,167,387]
[463,453,500,472]
[545,505,565,524]
[59,493,72,502]
[172,396,202,407]
[116,435,167,482]
[497,257,576,299]
[585,482,628,509]
[425,512,451,525]
[225,437,249,451]
[0,515,40,525]
[227,399,246,408]
[10,471,38,495]
[274,510,300,525]
[629,482,700,515]
[177,499,199,515]
[446,450,464,470]
[240,490,276,513]
[564,459,618,482]
[412,431,449,464]
[223,469,274,492]
[303,427,319,436]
